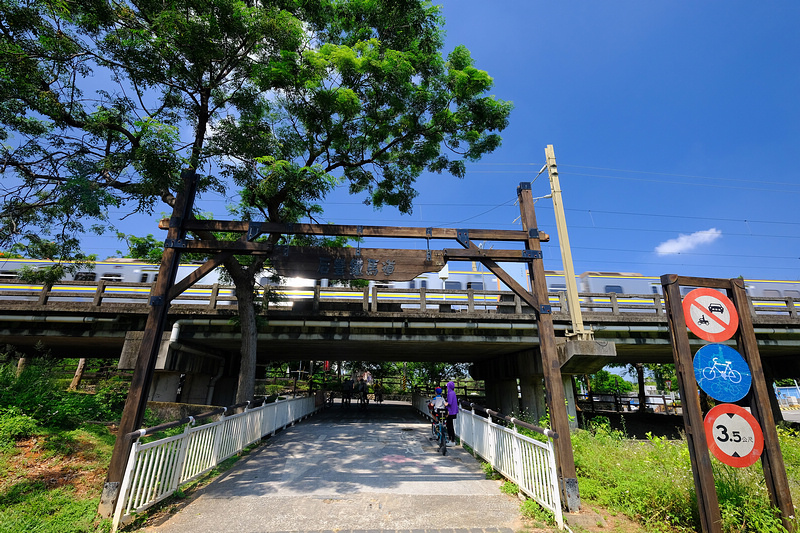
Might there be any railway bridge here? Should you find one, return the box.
[1,279,799,419]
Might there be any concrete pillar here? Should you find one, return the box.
[147,372,180,402]
[180,373,214,405]
[483,379,501,411]
[520,374,546,423]
[563,375,578,430]
[497,378,520,415]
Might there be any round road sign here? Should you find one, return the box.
[693,343,752,403]
[704,403,763,468]
[682,288,739,342]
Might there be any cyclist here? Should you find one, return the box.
[428,387,448,451]
[445,381,458,444]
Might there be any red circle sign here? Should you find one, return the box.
[682,288,739,342]
[704,403,763,468]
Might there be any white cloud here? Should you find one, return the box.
[655,228,722,255]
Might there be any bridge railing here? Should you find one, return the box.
[111,395,319,532]
[412,393,563,529]
[1,279,797,318]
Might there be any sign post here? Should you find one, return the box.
[662,275,795,533]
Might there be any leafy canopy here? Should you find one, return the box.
[1,0,511,273]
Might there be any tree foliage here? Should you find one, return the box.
[1,0,511,401]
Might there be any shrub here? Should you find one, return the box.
[0,407,38,445]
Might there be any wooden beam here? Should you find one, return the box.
[661,274,722,533]
[271,248,445,281]
[159,218,549,242]
[731,279,795,531]
[99,170,198,518]
[167,251,233,302]
[518,182,579,512]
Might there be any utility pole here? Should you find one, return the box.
[545,145,591,340]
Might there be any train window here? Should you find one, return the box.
[140,273,149,283]
[153,274,158,282]
[409,279,428,289]
[444,281,462,290]
[74,272,97,282]
[549,283,567,291]
[680,286,697,297]
[764,289,781,298]
[604,285,624,294]
[100,273,123,282]
[0,270,18,279]
[786,290,800,299]
[467,282,484,290]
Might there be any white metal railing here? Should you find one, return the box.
[412,393,563,529]
[112,396,318,531]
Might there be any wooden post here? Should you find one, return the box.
[98,170,198,517]
[518,182,579,512]
[661,274,723,533]
[731,280,795,531]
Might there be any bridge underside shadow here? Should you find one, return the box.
[143,401,523,533]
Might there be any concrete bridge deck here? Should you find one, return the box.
[140,402,523,533]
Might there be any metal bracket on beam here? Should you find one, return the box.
[540,304,552,314]
[247,222,262,241]
[426,227,433,261]
[522,250,543,259]
[164,238,185,249]
[528,228,540,239]
[150,295,164,306]
[456,229,469,247]
[517,182,532,195]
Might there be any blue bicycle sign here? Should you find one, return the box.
[693,344,751,402]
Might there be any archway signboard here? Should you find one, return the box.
[99,173,580,517]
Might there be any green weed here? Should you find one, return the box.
[520,498,556,527]
[500,481,519,495]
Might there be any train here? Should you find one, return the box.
[0,257,798,310]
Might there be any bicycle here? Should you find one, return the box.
[429,407,448,456]
[701,357,742,384]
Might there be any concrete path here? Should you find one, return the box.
[142,402,522,533]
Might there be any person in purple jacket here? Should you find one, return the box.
[444,380,458,444]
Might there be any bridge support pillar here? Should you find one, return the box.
[563,375,578,430]
[519,374,546,423]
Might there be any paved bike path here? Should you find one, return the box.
[141,402,522,533]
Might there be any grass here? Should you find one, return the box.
[571,416,800,532]
[0,424,116,533]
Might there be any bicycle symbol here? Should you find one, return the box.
[701,357,742,384]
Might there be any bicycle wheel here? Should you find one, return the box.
[439,422,447,455]
[702,366,716,381]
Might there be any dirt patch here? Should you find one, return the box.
[1,432,109,499]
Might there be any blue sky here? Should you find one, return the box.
[100,2,800,282]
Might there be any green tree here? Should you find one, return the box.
[589,369,634,394]
[1,0,511,402]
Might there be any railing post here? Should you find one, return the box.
[371,285,378,312]
[609,293,619,314]
[208,283,219,309]
[787,297,797,319]
[313,285,321,313]
[467,288,475,312]
[38,284,51,305]
[362,286,369,312]
[514,294,522,314]
[171,419,194,491]
[93,279,106,306]
[654,293,664,315]
[419,286,426,310]
[211,409,226,465]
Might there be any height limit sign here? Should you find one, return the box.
[682,288,739,342]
